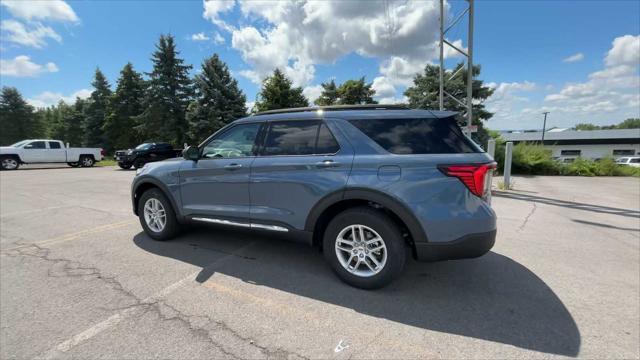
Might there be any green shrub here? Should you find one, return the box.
[511,143,561,175]
[563,157,597,176]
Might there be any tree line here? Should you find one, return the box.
[0,34,497,150]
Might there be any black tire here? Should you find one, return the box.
[133,158,145,169]
[137,188,180,241]
[67,162,80,167]
[1,156,20,170]
[118,163,132,170]
[79,155,95,167]
[323,207,406,289]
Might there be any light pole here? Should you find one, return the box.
[541,111,550,143]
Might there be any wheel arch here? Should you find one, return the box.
[305,188,429,257]
[132,178,182,221]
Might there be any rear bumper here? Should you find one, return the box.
[415,230,496,262]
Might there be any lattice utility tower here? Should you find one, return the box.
[439,0,474,135]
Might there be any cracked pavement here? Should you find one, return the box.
[1,165,639,359]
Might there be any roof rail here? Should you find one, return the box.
[254,104,410,116]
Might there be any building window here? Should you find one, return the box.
[560,150,581,156]
[613,149,635,156]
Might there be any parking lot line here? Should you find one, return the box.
[34,241,258,360]
[1,219,137,253]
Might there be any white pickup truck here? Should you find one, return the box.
[0,139,104,170]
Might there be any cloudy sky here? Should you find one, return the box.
[0,0,638,130]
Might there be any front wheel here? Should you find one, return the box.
[323,207,406,289]
[80,156,94,167]
[133,158,145,169]
[138,188,180,241]
[118,163,132,170]
[1,156,20,170]
[67,162,80,167]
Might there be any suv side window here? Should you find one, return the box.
[261,121,340,156]
[49,141,61,149]
[201,122,261,159]
[316,123,340,154]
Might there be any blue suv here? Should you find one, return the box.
[132,105,497,289]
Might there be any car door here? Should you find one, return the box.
[179,122,262,221]
[20,141,47,162]
[250,119,354,230]
[47,141,66,162]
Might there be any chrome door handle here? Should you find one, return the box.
[315,160,339,168]
[224,163,242,170]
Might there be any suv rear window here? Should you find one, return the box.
[262,121,340,156]
[348,118,479,154]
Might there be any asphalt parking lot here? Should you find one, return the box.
[1,165,639,359]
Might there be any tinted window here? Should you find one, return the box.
[315,124,340,154]
[48,141,61,149]
[613,149,635,156]
[348,118,478,154]
[262,121,319,156]
[26,141,46,149]
[631,158,640,163]
[560,150,581,156]
[201,122,260,158]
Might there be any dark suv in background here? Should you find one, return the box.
[131,105,497,288]
[115,142,182,169]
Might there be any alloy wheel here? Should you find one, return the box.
[335,224,387,277]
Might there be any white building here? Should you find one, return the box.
[501,129,640,162]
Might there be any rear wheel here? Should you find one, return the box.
[80,156,94,167]
[323,207,406,289]
[138,188,180,241]
[1,156,19,170]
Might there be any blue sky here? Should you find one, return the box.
[1,0,639,130]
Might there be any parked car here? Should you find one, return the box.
[0,139,103,170]
[130,105,497,289]
[615,156,640,168]
[114,143,182,169]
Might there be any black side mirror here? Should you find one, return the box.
[183,146,199,161]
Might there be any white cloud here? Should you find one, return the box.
[0,55,59,77]
[1,0,79,23]
[1,19,61,48]
[203,0,236,32]
[604,35,640,67]
[484,81,537,125]
[27,89,91,108]
[500,34,640,129]
[563,52,584,63]
[371,76,396,99]
[302,84,323,104]
[208,0,447,89]
[191,32,210,41]
[245,100,255,113]
[213,32,225,45]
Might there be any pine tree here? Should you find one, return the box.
[84,68,112,147]
[103,63,145,150]
[404,63,495,145]
[65,98,87,146]
[314,78,377,106]
[186,54,246,144]
[314,79,339,106]
[0,87,41,145]
[137,34,194,146]
[255,68,309,112]
[336,77,377,105]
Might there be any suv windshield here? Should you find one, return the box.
[348,117,480,154]
[135,143,152,150]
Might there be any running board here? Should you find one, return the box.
[191,217,289,232]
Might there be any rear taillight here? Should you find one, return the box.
[100,149,106,156]
[439,162,497,198]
